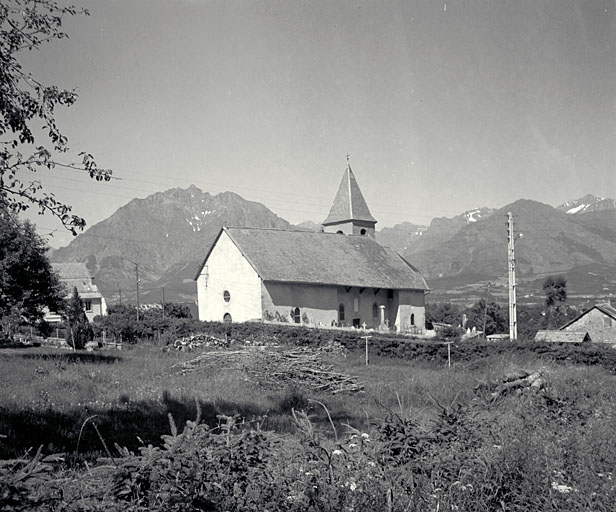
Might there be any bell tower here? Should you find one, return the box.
[322,158,377,237]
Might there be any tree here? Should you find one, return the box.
[543,275,567,308]
[0,206,65,333]
[65,287,92,349]
[425,302,463,327]
[465,299,507,336]
[543,275,567,328]
[0,1,111,234]
[95,304,141,343]
[163,303,193,319]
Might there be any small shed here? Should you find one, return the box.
[534,330,591,343]
[486,334,509,342]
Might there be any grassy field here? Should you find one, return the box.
[1,338,616,510]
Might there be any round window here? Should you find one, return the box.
[223,290,231,303]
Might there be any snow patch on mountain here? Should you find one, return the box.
[463,207,495,223]
[566,204,589,214]
[185,210,214,232]
[557,195,616,215]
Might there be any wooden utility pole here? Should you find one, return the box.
[507,212,518,341]
[135,263,141,321]
[162,286,166,318]
[482,282,492,338]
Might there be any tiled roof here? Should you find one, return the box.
[52,262,103,298]
[201,227,428,290]
[535,330,591,343]
[323,166,377,225]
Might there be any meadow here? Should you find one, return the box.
[1,334,616,511]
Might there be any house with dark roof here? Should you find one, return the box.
[559,302,616,343]
[46,263,107,322]
[195,164,429,332]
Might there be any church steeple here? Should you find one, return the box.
[322,159,377,237]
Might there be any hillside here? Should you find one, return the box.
[556,194,616,215]
[414,199,616,304]
[51,186,292,303]
[50,190,616,306]
[375,222,427,253]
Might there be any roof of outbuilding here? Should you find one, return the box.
[323,166,377,225]
[535,330,592,343]
[559,302,616,330]
[197,227,428,290]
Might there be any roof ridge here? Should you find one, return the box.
[225,226,317,233]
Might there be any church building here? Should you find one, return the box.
[195,163,429,333]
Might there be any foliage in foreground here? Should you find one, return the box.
[2,377,615,512]
[1,0,112,232]
[0,207,65,332]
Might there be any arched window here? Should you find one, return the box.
[294,307,301,324]
[411,313,415,326]
[360,228,366,235]
[223,313,232,323]
[336,230,344,234]
[223,290,231,302]
[372,302,378,318]
[338,304,345,322]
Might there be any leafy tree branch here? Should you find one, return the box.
[1,0,112,233]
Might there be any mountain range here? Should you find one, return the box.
[49,189,616,306]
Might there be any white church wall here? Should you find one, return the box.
[395,290,426,333]
[196,232,262,322]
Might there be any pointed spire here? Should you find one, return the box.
[323,161,377,226]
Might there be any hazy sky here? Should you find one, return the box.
[19,0,616,247]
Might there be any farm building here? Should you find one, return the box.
[559,303,616,343]
[534,330,591,343]
[46,263,107,322]
[195,164,429,333]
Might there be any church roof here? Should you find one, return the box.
[198,227,428,290]
[323,165,377,225]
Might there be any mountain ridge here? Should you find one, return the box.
[50,190,616,305]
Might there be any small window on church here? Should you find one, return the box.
[360,229,366,235]
[223,313,232,323]
[336,230,344,234]
[372,303,378,318]
[339,304,345,322]
[605,317,612,328]
[294,307,301,324]
[223,290,231,303]
[411,313,415,326]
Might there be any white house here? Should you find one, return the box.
[46,262,107,322]
[195,164,429,333]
